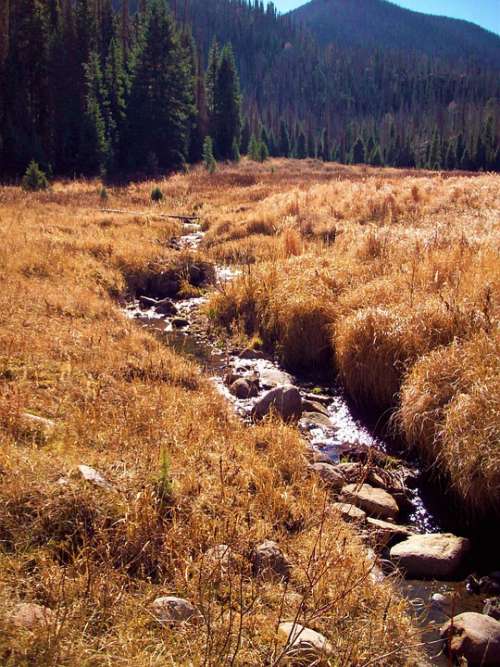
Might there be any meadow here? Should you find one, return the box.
[204,160,499,519]
[0,170,423,666]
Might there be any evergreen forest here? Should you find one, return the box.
[0,0,498,180]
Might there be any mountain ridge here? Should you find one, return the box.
[290,0,500,66]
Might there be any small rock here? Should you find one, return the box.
[151,596,199,624]
[441,612,500,665]
[431,593,453,612]
[155,298,178,316]
[301,399,329,416]
[484,598,500,621]
[224,372,241,387]
[390,533,470,579]
[239,348,267,360]
[77,465,113,490]
[259,367,293,388]
[366,517,414,546]
[308,463,345,490]
[252,385,302,421]
[229,378,257,399]
[304,392,331,406]
[138,295,159,309]
[10,603,54,630]
[20,413,56,433]
[172,317,189,328]
[205,544,234,573]
[478,576,500,596]
[311,451,333,464]
[342,483,399,521]
[278,622,333,658]
[300,411,334,430]
[251,540,291,581]
[332,502,367,522]
[334,462,364,483]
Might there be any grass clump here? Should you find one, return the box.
[398,331,500,516]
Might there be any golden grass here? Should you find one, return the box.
[205,160,500,516]
[0,171,421,665]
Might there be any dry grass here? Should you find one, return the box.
[0,172,421,665]
[205,160,500,516]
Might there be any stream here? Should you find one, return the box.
[125,222,498,666]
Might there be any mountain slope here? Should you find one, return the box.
[291,0,500,65]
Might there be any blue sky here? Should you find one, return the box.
[274,0,500,35]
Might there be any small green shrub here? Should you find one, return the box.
[99,186,109,202]
[203,136,217,173]
[22,161,49,192]
[155,448,174,512]
[151,187,163,203]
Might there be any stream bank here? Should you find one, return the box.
[125,222,500,666]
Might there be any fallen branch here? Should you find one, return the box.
[99,208,200,221]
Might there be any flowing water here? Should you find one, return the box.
[125,223,497,665]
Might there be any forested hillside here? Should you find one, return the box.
[291,0,500,65]
[0,0,499,179]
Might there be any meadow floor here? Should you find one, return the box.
[0,159,498,665]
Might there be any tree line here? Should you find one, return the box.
[0,0,498,180]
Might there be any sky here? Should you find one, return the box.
[274,0,500,35]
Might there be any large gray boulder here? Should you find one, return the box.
[390,533,470,579]
[441,612,500,665]
[341,483,399,521]
[252,385,302,421]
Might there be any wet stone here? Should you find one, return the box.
[172,317,189,329]
[301,399,330,416]
[441,612,500,666]
[300,411,334,430]
[252,385,302,421]
[342,483,399,521]
[484,598,500,621]
[390,533,470,579]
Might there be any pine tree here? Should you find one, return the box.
[127,0,195,172]
[205,38,220,121]
[213,44,241,161]
[202,135,216,172]
[370,145,383,166]
[428,129,442,170]
[80,50,108,174]
[296,130,307,159]
[104,36,128,173]
[248,134,261,161]
[307,128,316,158]
[240,118,251,155]
[352,137,365,164]
[279,119,290,158]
